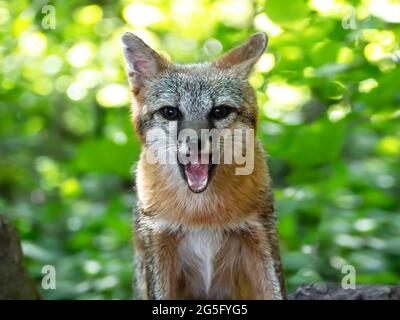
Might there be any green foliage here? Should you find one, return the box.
[0,0,399,299]
[265,0,310,25]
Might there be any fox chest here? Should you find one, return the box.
[176,230,240,299]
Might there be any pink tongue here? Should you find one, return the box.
[185,162,209,192]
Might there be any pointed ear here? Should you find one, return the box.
[213,32,268,77]
[121,32,169,93]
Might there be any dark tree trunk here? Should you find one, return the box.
[0,215,40,299]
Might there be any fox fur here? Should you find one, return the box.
[121,32,286,300]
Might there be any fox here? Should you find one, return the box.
[121,31,286,300]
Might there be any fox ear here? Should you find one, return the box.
[121,32,168,93]
[213,32,268,77]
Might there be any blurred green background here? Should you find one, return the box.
[0,0,399,299]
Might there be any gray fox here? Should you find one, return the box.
[121,32,286,299]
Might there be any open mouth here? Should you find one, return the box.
[179,154,216,193]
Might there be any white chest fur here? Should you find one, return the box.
[177,229,223,296]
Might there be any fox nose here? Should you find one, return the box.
[186,138,210,154]
[198,138,211,154]
[186,138,201,153]
[197,139,202,152]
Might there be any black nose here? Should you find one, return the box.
[186,138,203,153]
[197,139,202,152]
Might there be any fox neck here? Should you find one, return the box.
[136,140,270,229]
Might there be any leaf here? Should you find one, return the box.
[265,0,309,26]
[73,138,140,178]
[280,118,346,168]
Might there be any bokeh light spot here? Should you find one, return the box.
[67,43,93,68]
[123,3,164,27]
[96,84,130,108]
[74,5,103,25]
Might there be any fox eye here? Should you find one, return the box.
[160,106,181,121]
[210,105,232,120]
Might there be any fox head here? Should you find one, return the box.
[121,32,268,194]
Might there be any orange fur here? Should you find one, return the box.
[122,32,286,300]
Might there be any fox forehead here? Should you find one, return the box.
[142,63,247,116]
